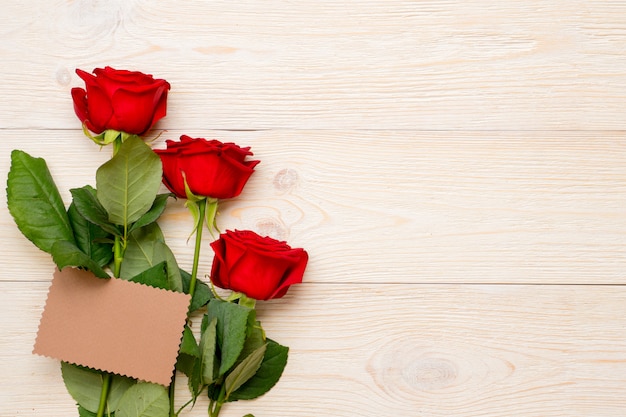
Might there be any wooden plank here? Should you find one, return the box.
[2,1,626,129]
[2,281,626,416]
[1,129,625,284]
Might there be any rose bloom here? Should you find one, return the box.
[210,230,308,300]
[154,135,260,199]
[71,66,170,135]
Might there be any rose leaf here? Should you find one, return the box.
[50,240,110,278]
[96,136,162,227]
[119,222,165,278]
[200,317,218,386]
[77,405,99,417]
[128,193,171,234]
[127,261,169,290]
[206,299,253,376]
[227,339,289,402]
[119,223,182,292]
[6,150,75,253]
[114,382,169,417]
[181,268,213,312]
[61,362,135,414]
[231,314,264,370]
[70,185,121,237]
[68,202,113,268]
[175,325,200,377]
[224,343,267,399]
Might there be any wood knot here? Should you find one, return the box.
[255,218,288,241]
[55,67,71,86]
[273,168,299,193]
[403,358,458,391]
[368,339,516,402]
[63,0,133,38]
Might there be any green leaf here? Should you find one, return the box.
[228,339,289,402]
[119,223,164,277]
[127,262,169,290]
[225,343,267,399]
[68,202,113,268]
[180,325,200,358]
[77,405,100,417]
[128,193,171,233]
[115,382,169,417]
[96,136,162,226]
[158,242,182,293]
[51,241,110,278]
[120,223,182,292]
[181,268,213,312]
[200,317,218,385]
[175,324,203,400]
[236,318,265,367]
[206,299,253,376]
[6,150,75,253]
[176,325,200,377]
[70,186,121,236]
[206,384,220,402]
[61,362,135,413]
[186,357,203,402]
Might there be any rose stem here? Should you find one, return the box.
[188,199,206,301]
[95,231,122,417]
[169,199,207,416]
[96,138,127,417]
[95,373,112,417]
[209,384,226,417]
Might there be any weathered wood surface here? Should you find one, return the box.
[2,282,626,416]
[1,130,625,285]
[2,1,626,130]
[1,1,626,416]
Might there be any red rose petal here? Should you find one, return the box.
[73,67,170,135]
[209,230,308,300]
[71,87,89,124]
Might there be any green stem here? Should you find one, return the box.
[188,200,206,300]
[98,235,124,417]
[94,136,128,417]
[170,201,206,415]
[209,384,226,417]
[176,396,196,415]
[96,373,112,417]
[113,235,123,278]
[169,374,176,417]
[211,401,223,417]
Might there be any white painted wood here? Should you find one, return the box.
[2,1,626,416]
[2,282,626,416]
[2,1,626,129]
[1,130,624,284]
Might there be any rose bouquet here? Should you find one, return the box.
[6,67,308,417]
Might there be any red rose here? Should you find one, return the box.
[210,230,308,300]
[154,135,260,199]
[71,66,170,135]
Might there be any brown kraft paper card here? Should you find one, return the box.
[33,267,191,386]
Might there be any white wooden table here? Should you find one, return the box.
[1,2,625,416]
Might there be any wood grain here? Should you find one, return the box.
[2,1,626,416]
[2,1,626,130]
[2,282,626,416]
[1,129,624,284]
